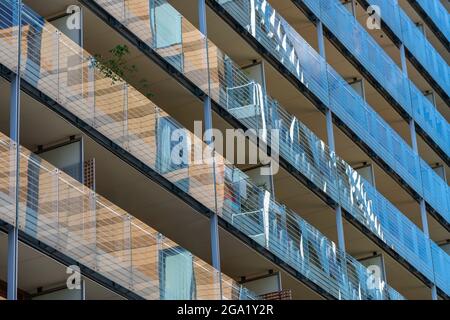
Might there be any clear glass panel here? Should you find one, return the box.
[211,0,450,229]
[0,0,430,299]
[4,128,244,300]
[416,0,450,42]
[0,135,17,226]
[0,0,19,72]
[17,147,58,245]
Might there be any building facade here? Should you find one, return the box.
[0,0,448,300]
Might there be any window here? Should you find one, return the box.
[159,247,196,300]
[156,116,189,191]
[151,1,183,70]
[152,1,182,48]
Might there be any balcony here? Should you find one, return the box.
[0,132,254,300]
[0,0,406,299]
[297,0,449,159]
[46,0,450,297]
[407,0,450,50]
[360,0,449,104]
[205,0,450,231]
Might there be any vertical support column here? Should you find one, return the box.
[343,0,356,16]
[410,102,437,300]
[56,30,60,103]
[420,197,438,300]
[80,279,86,300]
[8,0,22,301]
[419,200,430,239]
[89,190,98,273]
[317,20,326,61]
[198,0,222,297]
[400,44,408,77]
[318,20,345,252]
[409,119,418,155]
[123,214,133,292]
[402,40,436,298]
[123,83,129,150]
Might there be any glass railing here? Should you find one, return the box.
[0,132,255,300]
[431,241,450,295]
[364,0,450,143]
[217,75,438,288]
[364,0,449,98]
[414,0,450,44]
[398,2,448,92]
[218,161,405,300]
[210,0,450,228]
[209,52,438,287]
[0,0,406,300]
[308,0,450,158]
[81,0,448,295]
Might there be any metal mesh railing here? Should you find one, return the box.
[0,131,255,300]
[341,0,449,154]
[111,0,445,293]
[216,160,405,300]
[213,0,450,226]
[209,0,449,289]
[414,0,450,43]
[0,0,406,300]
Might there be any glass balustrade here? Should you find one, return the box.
[431,241,450,295]
[363,0,449,101]
[312,0,450,163]
[397,5,449,95]
[210,0,450,228]
[10,0,442,296]
[209,0,450,293]
[307,0,450,157]
[312,0,412,112]
[19,3,220,215]
[210,41,430,279]
[0,0,407,300]
[415,0,450,44]
[0,138,17,227]
[365,0,449,147]
[0,1,19,73]
[216,159,405,299]
[257,89,440,288]
[0,131,255,300]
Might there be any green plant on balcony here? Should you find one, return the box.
[92,44,154,98]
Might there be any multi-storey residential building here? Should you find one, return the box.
[0,0,448,300]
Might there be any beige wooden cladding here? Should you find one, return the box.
[127,90,158,166]
[0,141,16,225]
[180,20,208,91]
[17,10,234,222]
[206,39,223,101]
[20,24,58,101]
[192,257,221,300]
[0,23,18,71]
[6,0,235,234]
[124,0,153,45]
[221,273,245,300]
[130,221,160,298]
[0,2,255,299]
[94,75,126,143]
[96,0,125,22]
[0,130,244,299]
